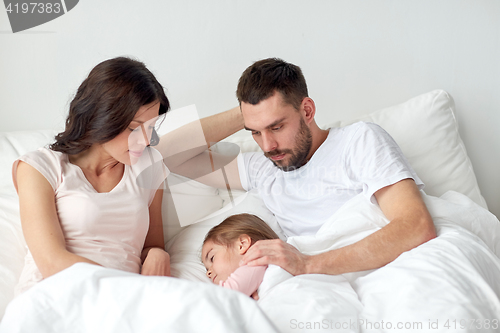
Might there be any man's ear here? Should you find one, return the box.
[301,97,316,125]
[237,234,253,255]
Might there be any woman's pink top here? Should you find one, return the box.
[219,265,267,296]
[12,147,168,295]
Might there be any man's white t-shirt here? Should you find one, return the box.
[237,122,423,237]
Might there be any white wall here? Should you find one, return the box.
[1,0,499,218]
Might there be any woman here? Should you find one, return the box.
[13,57,172,294]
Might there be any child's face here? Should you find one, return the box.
[201,239,243,285]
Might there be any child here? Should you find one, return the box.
[201,213,279,298]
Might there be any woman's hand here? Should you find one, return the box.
[141,247,171,277]
[141,190,170,277]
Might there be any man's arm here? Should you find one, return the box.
[156,106,243,167]
[240,179,437,275]
[157,106,245,190]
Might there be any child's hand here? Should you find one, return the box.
[251,290,259,300]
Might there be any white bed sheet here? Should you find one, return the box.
[2,191,499,333]
[0,264,279,333]
[279,191,500,332]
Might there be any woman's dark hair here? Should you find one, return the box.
[51,57,169,154]
[236,58,308,110]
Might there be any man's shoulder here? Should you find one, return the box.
[335,121,389,146]
[322,121,380,147]
[340,121,384,134]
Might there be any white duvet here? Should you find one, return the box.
[2,191,500,333]
[258,192,500,332]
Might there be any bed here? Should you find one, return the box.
[0,90,499,332]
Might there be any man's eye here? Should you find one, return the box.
[252,131,260,136]
[272,126,282,131]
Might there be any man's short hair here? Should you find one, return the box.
[236,58,308,110]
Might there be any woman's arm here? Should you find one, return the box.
[16,161,100,278]
[140,189,170,276]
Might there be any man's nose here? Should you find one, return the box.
[261,132,277,152]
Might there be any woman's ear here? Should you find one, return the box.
[237,234,253,255]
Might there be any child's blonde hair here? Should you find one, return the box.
[203,213,279,248]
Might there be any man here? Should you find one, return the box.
[168,58,436,276]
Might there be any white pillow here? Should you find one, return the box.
[0,197,26,319]
[335,89,486,208]
[161,174,223,243]
[165,190,286,282]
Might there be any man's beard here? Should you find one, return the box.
[264,118,313,172]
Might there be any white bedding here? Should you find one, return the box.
[1,90,499,332]
[0,264,279,333]
[257,191,500,332]
[2,191,499,333]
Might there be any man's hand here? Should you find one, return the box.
[141,247,171,277]
[240,239,310,276]
[241,179,436,276]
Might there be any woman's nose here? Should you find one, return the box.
[206,269,212,278]
[138,125,151,146]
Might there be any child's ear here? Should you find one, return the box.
[237,234,252,255]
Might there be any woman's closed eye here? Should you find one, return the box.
[129,126,141,132]
[129,124,154,133]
